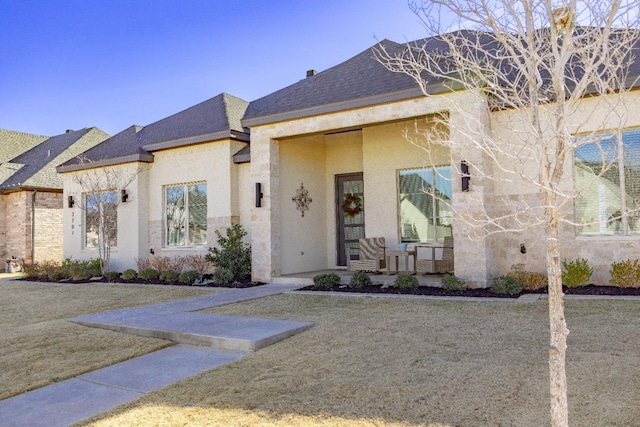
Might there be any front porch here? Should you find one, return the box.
[273,269,445,287]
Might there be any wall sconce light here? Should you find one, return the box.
[461,160,470,192]
[121,189,129,203]
[68,195,74,208]
[255,183,263,208]
[520,244,527,254]
[150,248,155,255]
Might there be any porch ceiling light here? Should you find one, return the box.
[292,183,312,217]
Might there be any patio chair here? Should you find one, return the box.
[347,237,386,273]
[434,236,454,273]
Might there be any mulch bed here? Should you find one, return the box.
[297,284,640,298]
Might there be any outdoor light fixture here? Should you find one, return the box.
[121,189,129,203]
[255,183,263,207]
[67,195,74,208]
[461,160,470,192]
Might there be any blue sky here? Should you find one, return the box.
[0,0,425,136]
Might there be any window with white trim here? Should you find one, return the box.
[398,166,453,243]
[165,182,207,246]
[575,128,640,235]
[85,191,118,248]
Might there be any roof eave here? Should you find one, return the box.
[56,153,154,173]
[141,130,250,152]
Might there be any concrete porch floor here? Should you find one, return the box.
[273,269,445,287]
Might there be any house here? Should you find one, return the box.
[0,127,109,268]
[58,31,640,287]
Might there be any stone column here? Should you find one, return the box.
[250,129,281,282]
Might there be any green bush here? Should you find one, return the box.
[159,270,179,283]
[395,274,419,289]
[348,271,372,288]
[47,267,66,281]
[179,270,201,285]
[213,268,234,285]
[138,268,159,281]
[610,259,640,288]
[491,275,522,295]
[561,258,593,288]
[205,224,251,282]
[441,274,468,291]
[104,271,121,281]
[122,269,137,280]
[313,273,341,288]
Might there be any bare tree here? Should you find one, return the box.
[376,1,640,426]
[72,161,138,274]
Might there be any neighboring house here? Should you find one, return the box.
[58,33,640,287]
[0,128,109,267]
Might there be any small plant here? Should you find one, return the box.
[138,268,159,281]
[179,270,201,285]
[441,274,468,291]
[561,258,593,288]
[184,254,211,276]
[313,273,341,288]
[508,264,548,290]
[159,270,179,283]
[47,267,66,281]
[395,274,419,289]
[610,259,640,288]
[104,271,121,281]
[135,257,152,271]
[205,224,251,282]
[491,275,522,296]
[349,271,372,288]
[150,256,174,274]
[213,267,234,285]
[122,269,137,280]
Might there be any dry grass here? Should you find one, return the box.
[0,279,219,400]
[78,294,640,427]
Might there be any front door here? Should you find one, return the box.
[336,173,364,266]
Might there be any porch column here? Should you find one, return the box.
[449,92,493,287]
[250,129,281,282]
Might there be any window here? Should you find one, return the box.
[398,166,453,243]
[165,182,207,246]
[85,191,118,248]
[575,128,640,235]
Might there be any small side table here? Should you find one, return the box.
[387,251,417,275]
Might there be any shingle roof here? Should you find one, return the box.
[58,93,249,172]
[0,128,109,191]
[0,129,48,163]
[242,39,424,127]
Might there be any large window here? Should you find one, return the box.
[575,128,640,235]
[85,191,118,248]
[165,182,207,246]
[398,166,453,243]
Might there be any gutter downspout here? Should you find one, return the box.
[31,190,36,265]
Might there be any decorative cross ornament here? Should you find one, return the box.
[292,183,312,217]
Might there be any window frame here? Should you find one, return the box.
[397,165,453,244]
[164,181,208,247]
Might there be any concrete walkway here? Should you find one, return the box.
[0,282,311,427]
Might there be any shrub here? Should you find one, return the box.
[508,264,548,290]
[313,273,341,288]
[138,268,159,281]
[561,258,593,288]
[213,268,234,285]
[179,270,201,285]
[122,269,137,280]
[184,255,211,276]
[104,271,121,281]
[159,270,179,283]
[24,260,59,280]
[610,259,640,288]
[395,274,419,289]
[348,271,372,288]
[441,274,468,291]
[491,275,522,295]
[205,224,251,282]
[47,267,66,281]
[135,257,152,271]
[150,256,174,274]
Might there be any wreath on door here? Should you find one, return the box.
[341,193,362,217]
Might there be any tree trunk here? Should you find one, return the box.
[546,206,569,427]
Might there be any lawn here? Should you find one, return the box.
[76,294,640,427]
[0,279,220,400]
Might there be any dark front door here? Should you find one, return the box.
[336,173,364,266]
